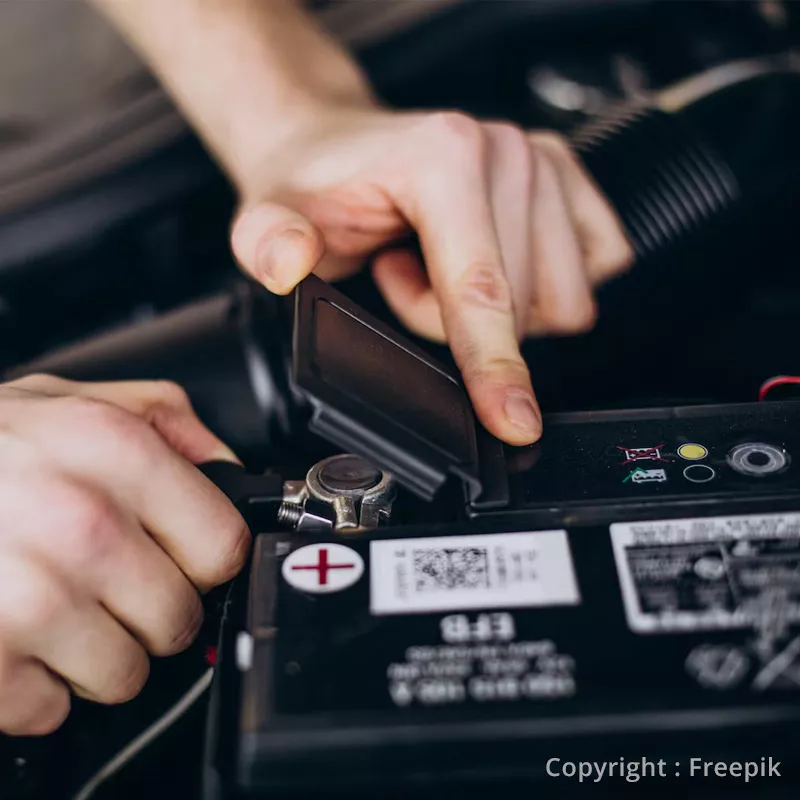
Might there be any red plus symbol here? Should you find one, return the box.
[290,547,356,586]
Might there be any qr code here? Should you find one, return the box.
[413,547,490,592]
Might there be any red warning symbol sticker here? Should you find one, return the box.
[617,444,670,465]
[282,543,365,594]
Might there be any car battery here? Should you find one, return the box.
[203,276,800,798]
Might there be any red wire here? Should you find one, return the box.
[759,376,800,401]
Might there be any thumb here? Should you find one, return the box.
[230,201,325,294]
[82,380,241,466]
[5,374,240,465]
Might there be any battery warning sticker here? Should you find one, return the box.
[370,530,580,616]
[610,512,800,633]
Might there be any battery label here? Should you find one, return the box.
[610,512,800,633]
[387,614,577,707]
[370,530,580,616]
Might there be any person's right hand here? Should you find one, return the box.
[230,110,634,447]
[0,375,249,736]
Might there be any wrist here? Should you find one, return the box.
[221,70,379,193]
[91,0,379,192]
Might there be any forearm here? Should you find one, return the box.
[90,0,375,186]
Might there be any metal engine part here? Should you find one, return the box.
[278,454,396,533]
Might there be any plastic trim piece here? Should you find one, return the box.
[292,276,507,506]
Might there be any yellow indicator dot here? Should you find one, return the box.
[678,443,708,461]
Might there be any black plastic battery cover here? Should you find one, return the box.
[291,275,508,507]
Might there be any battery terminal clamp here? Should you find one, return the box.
[292,276,510,510]
[278,454,396,533]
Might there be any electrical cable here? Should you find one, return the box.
[70,667,213,800]
[758,375,800,401]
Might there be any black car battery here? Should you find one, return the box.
[203,276,800,798]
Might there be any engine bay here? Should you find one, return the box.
[3,2,800,799]
[2,0,800,423]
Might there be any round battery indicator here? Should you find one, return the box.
[678,443,708,461]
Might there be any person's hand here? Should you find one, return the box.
[0,375,249,736]
[231,108,633,446]
[89,0,631,445]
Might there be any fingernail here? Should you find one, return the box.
[212,443,242,465]
[257,229,307,289]
[503,390,540,436]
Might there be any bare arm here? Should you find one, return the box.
[90,0,632,447]
[90,0,374,185]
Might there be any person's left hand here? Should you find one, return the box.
[230,106,633,447]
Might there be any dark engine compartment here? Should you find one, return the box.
[4,2,800,798]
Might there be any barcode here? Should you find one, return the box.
[414,547,490,592]
[370,531,580,615]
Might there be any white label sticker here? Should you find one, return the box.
[370,530,580,616]
[610,512,800,634]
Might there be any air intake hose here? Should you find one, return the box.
[573,55,800,260]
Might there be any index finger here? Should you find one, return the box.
[96,420,250,593]
[395,113,540,445]
[9,395,250,593]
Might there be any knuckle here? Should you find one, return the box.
[569,312,598,335]
[158,594,204,657]
[19,586,64,633]
[6,373,67,394]
[491,122,531,159]
[456,262,513,313]
[56,485,121,566]
[215,519,252,584]
[609,237,636,274]
[22,687,71,736]
[618,241,635,271]
[201,519,251,588]
[532,130,572,155]
[1,563,67,633]
[106,648,150,705]
[60,397,160,466]
[59,396,142,441]
[425,111,485,158]
[462,354,531,386]
[587,246,634,281]
[150,380,192,410]
[0,653,64,736]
